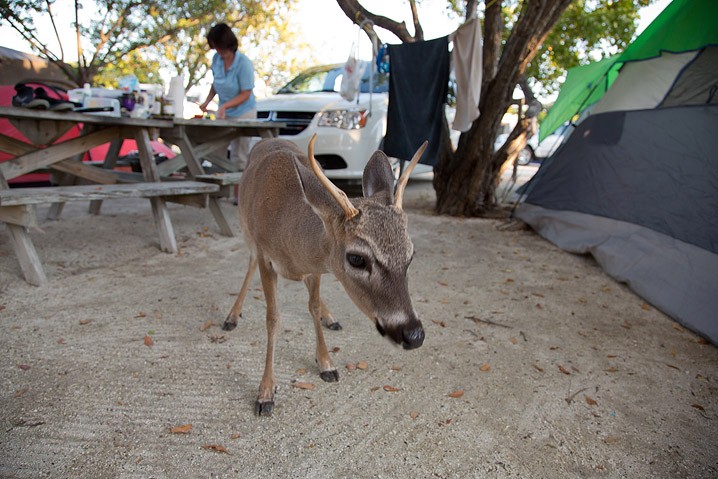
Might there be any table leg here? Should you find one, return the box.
[47,171,77,220]
[175,131,235,237]
[89,139,123,215]
[208,199,234,236]
[134,129,178,253]
[5,223,47,285]
[0,171,46,285]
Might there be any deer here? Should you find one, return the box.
[223,133,427,416]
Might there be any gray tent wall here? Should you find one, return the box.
[516,48,718,344]
[0,47,74,88]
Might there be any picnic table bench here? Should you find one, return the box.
[0,106,282,285]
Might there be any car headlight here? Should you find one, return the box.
[317,109,368,130]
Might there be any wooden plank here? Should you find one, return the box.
[202,153,239,172]
[136,127,175,253]
[0,134,36,156]
[6,223,47,285]
[0,106,174,129]
[194,172,244,185]
[171,118,284,139]
[148,196,177,253]
[0,182,219,206]
[164,194,209,208]
[51,159,119,184]
[0,127,122,180]
[89,139,124,214]
[45,170,76,220]
[0,205,39,227]
[161,128,238,150]
[9,117,75,146]
[157,134,236,176]
[135,129,161,182]
[174,131,205,176]
[208,198,234,236]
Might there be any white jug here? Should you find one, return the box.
[167,75,185,118]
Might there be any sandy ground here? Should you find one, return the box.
[1,177,716,478]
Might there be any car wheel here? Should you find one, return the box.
[516,146,534,166]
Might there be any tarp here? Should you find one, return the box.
[540,0,718,141]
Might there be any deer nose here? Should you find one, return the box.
[375,319,425,349]
[401,323,425,350]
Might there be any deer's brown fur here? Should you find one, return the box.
[224,135,427,416]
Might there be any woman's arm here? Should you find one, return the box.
[199,85,217,112]
[216,89,251,119]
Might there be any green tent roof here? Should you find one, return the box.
[540,0,718,141]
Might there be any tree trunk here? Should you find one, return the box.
[433,0,573,217]
[337,0,573,217]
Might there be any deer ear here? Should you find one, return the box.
[362,150,395,204]
[294,157,345,220]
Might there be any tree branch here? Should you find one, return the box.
[335,0,418,43]
[45,0,65,61]
[408,0,423,41]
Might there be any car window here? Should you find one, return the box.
[277,63,389,94]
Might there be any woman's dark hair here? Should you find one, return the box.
[207,23,238,51]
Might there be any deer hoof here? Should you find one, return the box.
[320,369,340,382]
[222,318,238,331]
[326,321,343,331]
[255,399,274,417]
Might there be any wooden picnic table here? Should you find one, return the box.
[157,117,282,236]
[0,106,283,285]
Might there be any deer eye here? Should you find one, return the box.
[346,253,367,269]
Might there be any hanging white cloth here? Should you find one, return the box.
[340,43,365,102]
[451,17,483,132]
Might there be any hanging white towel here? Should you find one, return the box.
[452,18,483,132]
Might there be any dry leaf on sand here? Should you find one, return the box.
[201,444,229,454]
[293,382,316,390]
[170,424,192,434]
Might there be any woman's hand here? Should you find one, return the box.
[199,101,209,113]
[217,105,226,120]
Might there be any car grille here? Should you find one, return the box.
[256,111,315,136]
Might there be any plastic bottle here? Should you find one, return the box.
[82,83,92,107]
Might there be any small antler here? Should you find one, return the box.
[394,141,428,210]
[308,134,359,219]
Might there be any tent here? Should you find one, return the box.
[516,0,718,344]
[0,46,74,89]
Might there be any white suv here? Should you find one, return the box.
[256,63,430,180]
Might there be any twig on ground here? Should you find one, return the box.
[465,315,512,329]
[565,387,589,405]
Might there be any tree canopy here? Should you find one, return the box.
[526,0,652,98]
[0,0,314,91]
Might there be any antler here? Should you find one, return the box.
[394,141,428,210]
[307,134,360,219]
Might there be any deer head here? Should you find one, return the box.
[294,135,427,349]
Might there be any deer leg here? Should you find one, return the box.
[304,275,339,382]
[255,257,280,416]
[319,298,342,330]
[223,254,258,331]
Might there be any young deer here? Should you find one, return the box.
[224,134,426,416]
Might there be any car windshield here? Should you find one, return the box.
[277,62,389,94]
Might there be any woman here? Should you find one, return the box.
[200,23,256,202]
